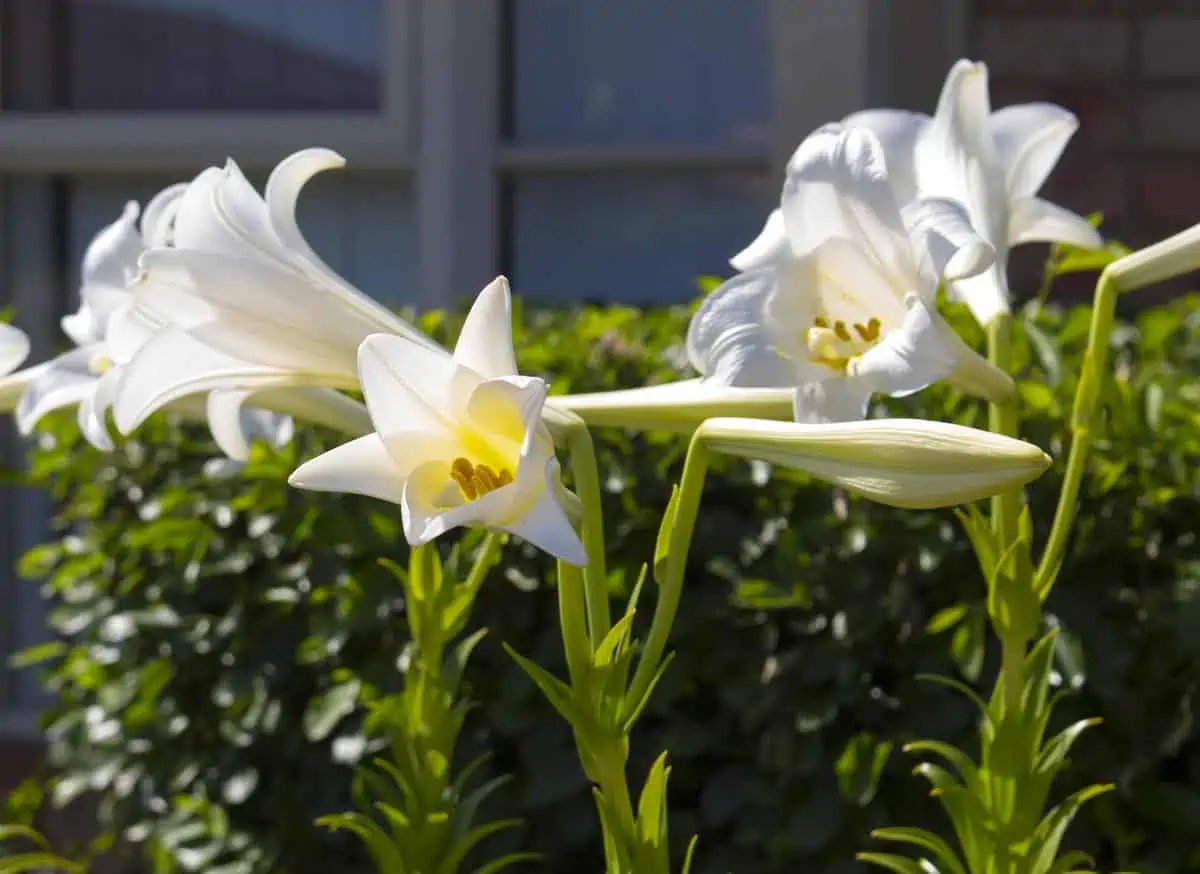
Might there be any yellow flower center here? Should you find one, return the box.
[89,352,115,376]
[449,456,514,501]
[807,316,882,372]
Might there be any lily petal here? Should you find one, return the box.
[849,296,956,397]
[686,268,794,387]
[792,380,873,424]
[0,361,51,413]
[783,124,911,274]
[139,182,190,249]
[77,373,118,451]
[902,197,995,285]
[1008,197,1103,249]
[358,333,464,439]
[15,348,99,435]
[262,148,443,350]
[730,209,789,271]
[841,108,927,205]
[81,201,142,288]
[989,103,1079,199]
[139,248,372,371]
[206,390,295,462]
[0,322,31,375]
[288,434,409,504]
[454,277,519,379]
[113,326,313,434]
[245,386,372,439]
[502,458,587,565]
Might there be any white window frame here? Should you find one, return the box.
[0,0,415,173]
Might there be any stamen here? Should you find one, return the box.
[833,321,852,342]
[449,456,515,502]
[450,457,478,500]
[813,316,828,329]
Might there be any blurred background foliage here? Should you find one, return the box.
[5,268,1200,874]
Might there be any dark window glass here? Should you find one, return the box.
[510,0,771,148]
[4,0,383,111]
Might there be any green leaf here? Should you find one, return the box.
[902,740,983,796]
[502,644,582,726]
[926,605,968,635]
[1026,784,1115,874]
[635,752,671,847]
[835,732,893,807]
[869,826,966,874]
[303,679,362,742]
[652,485,680,585]
[857,852,930,874]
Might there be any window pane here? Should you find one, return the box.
[68,171,416,308]
[510,172,773,305]
[511,0,771,147]
[52,0,382,111]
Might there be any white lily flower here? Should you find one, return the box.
[688,123,1007,425]
[111,148,442,440]
[10,188,307,458]
[698,415,1052,509]
[839,58,1103,327]
[289,277,586,566]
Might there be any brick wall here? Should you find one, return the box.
[972,0,1200,302]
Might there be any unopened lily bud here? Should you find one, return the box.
[697,416,1051,509]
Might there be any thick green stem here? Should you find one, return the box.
[985,313,1027,713]
[1034,271,1117,594]
[623,434,709,720]
[565,422,613,648]
[594,741,639,874]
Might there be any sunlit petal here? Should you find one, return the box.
[288,434,409,504]
[730,208,789,271]
[1008,197,1103,249]
[454,276,519,379]
[686,268,794,387]
[989,103,1079,199]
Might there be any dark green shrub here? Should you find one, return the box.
[12,292,1200,874]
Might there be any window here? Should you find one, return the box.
[6,0,384,112]
[500,0,775,305]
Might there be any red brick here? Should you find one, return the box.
[978,17,1130,78]
[1141,17,1200,77]
[1135,159,1200,227]
[1141,91,1200,150]
[1041,157,1131,223]
[990,78,1133,152]
[974,0,1130,16]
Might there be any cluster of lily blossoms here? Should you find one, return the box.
[0,59,1104,563]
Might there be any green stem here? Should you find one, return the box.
[985,313,1027,713]
[986,313,1022,546]
[556,560,594,685]
[1034,271,1117,594]
[594,741,639,874]
[565,421,612,648]
[623,434,710,721]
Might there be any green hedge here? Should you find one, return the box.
[13,292,1200,874]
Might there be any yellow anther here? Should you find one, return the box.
[853,318,881,343]
[813,316,828,329]
[833,321,852,342]
[449,456,514,502]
